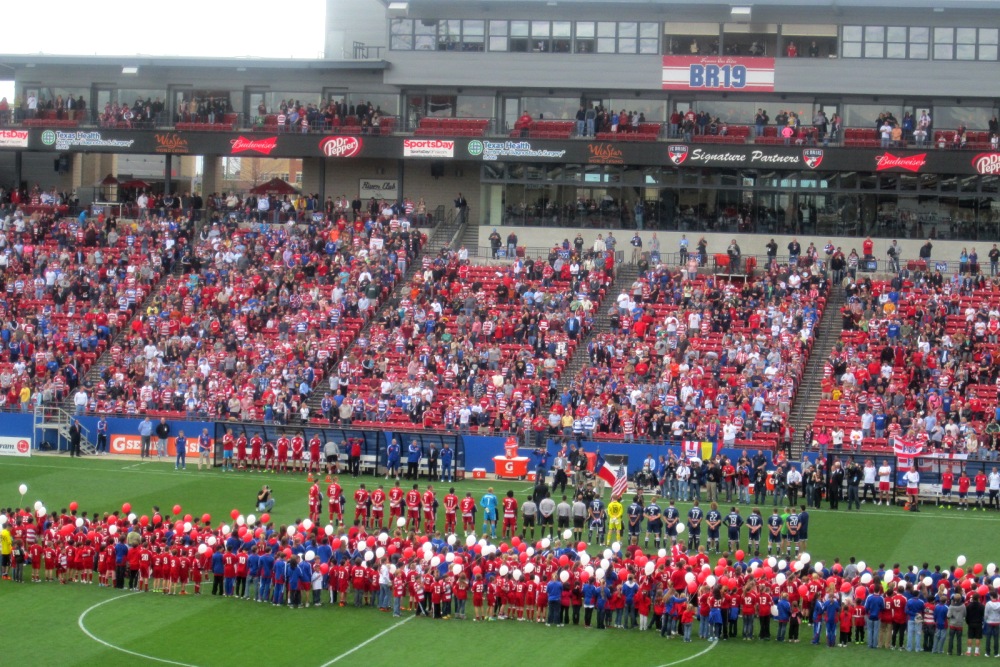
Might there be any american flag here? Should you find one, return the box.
[612,464,629,498]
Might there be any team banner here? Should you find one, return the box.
[682,440,715,461]
[662,56,775,92]
[0,436,31,457]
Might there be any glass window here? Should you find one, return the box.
[933,105,995,130]
[463,20,485,51]
[887,27,907,43]
[865,26,885,42]
[865,42,885,58]
[934,27,953,43]
[414,20,436,51]
[510,20,529,52]
[553,21,571,37]
[910,42,929,59]
[957,28,977,44]
[576,21,595,53]
[390,19,413,50]
[981,28,999,45]
[935,43,954,59]
[489,20,508,51]
[842,42,862,58]
[886,42,906,59]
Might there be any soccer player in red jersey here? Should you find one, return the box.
[328,476,343,525]
[262,438,276,473]
[958,470,972,510]
[940,468,954,508]
[460,492,476,535]
[443,488,459,535]
[370,485,386,530]
[309,481,322,525]
[221,429,235,472]
[405,484,421,532]
[422,485,437,534]
[388,481,404,525]
[291,433,305,473]
[308,435,322,475]
[249,433,263,471]
[236,433,248,470]
[975,469,988,510]
[276,434,290,474]
[502,491,519,540]
[354,485,370,525]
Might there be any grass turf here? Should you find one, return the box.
[3,454,998,667]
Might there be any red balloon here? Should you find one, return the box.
[840,582,852,593]
[961,579,973,591]
[260,513,270,524]
[173,520,184,532]
[636,556,648,568]
[472,566,483,576]
[331,539,341,550]
[366,536,376,548]
[387,546,397,555]
[230,509,240,520]
[974,563,984,575]
[320,564,330,575]
[855,586,867,599]
[559,554,570,567]
[283,548,292,557]
[237,526,248,538]
[454,556,463,565]
[687,582,698,594]
[697,572,707,584]
[519,552,528,563]
[254,528,263,539]
[122,503,131,514]
[69,502,78,512]
[955,568,965,579]
[577,542,587,552]
[472,545,482,554]
[752,568,765,579]
[617,568,628,582]
[173,505,182,516]
[183,514,193,524]
[979,585,990,597]
[499,543,509,554]
[580,572,591,583]
[59,524,75,536]
[798,584,809,598]
[717,558,728,568]
[714,565,725,577]
[511,536,521,547]
[688,555,699,567]
[403,547,414,559]
[735,550,745,562]
[763,566,774,578]
[418,535,428,545]
[139,515,149,527]
[152,514,162,525]
[202,514,212,524]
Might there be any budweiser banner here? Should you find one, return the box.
[230,136,279,155]
[875,152,927,172]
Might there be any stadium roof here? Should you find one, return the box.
[0,54,388,71]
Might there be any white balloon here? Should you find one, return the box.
[563,529,573,540]
[923,576,933,587]
[397,517,407,528]
[447,534,457,546]
[793,561,804,572]
[197,544,208,554]
[33,501,42,511]
[911,565,919,575]
[579,553,591,567]
[221,525,231,535]
[127,513,136,522]
[0,515,7,526]
[676,522,685,534]
[857,561,866,573]
[499,565,509,576]
[376,547,386,558]
[378,533,389,544]
[75,518,84,528]
[37,507,46,516]
[422,541,434,553]
[305,550,315,561]
[478,539,487,548]
[207,536,217,546]
[706,575,717,587]
[814,562,824,574]
[799,552,811,564]
[108,525,118,535]
[993,578,1000,589]
[525,563,535,574]
[541,538,551,549]
[611,541,621,553]
[644,561,655,576]
[767,557,777,568]
[286,525,296,537]
[18,484,27,495]
[600,558,610,571]
[860,573,872,584]
[466,534,477,547]
[884,571,894,583]
[389,564,397,575]
[957,555,968,567]
[776,573,786,585]
[324,525,334,536]
[603,549,613,560]
[183,522,192,533]
[771,604,779,617]
[702,563,711,572]
[445,552,455,563]
[301,519,312,531]
[560,570,570,583]
[778,559,787,571]
[236,515,246,527]
[685,572,696,584]
[453,564,463,575]
[246,514,256,526]
[585,566,595,577]
[365,551,375,562]
[658,548,667,558]
[988,563,997,576]
[513,569,522,581]
[595,568,605,580]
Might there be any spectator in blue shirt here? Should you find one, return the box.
[546,574,564,626]
[865,591,886,649]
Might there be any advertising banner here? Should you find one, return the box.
[403,138,454,158]
[0,130,29,148]
[359,179,398,199]
[109,434,207,457]
[0,436,31,457]
[662,56,775,92]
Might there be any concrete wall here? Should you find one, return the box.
[474,224,983,267]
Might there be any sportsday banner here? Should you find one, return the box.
[0,436,31,457]
[402,138,454,158]
[662,56,775,92]
[109,434,207,457]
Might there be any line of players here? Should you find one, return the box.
[218,430,336,475]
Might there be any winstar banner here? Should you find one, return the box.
[662,56,775,92]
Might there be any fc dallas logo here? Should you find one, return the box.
[875,152,926,173]
[802,148,824,169]
[16,439,29,454]
[319,136,362,158]
[230,136,278,155]
[667,144,689,165]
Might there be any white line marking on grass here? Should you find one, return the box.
[318,616,414,666]
[79,593,201,667]
[652,639,718,667]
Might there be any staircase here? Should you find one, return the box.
[786,284,846,459]
[555,262,640,395]
[34,406,96,454]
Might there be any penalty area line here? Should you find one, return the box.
[78,593,201,667]
[318,616,414,667]
[653,638,718,667]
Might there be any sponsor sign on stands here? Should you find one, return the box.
[0,436,31,457]
[662,56,775,92]
[403,138,454,158]
[875,152,926,172]
[0,130,29,148]
[668,146,803,167]
[154,133,189,154]
[319,136,363,158]
[802,148,824,169]
[466,139,567,161]
[359,179,398,199]
[41,130,135,151]
[230,136,278,155]
[110,434,204,457]
[587,143,624,165]
[973,153,1000,174]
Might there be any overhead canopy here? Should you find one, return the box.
[249,177,300,195]
[99,173,119,186]
[119,179,151,189]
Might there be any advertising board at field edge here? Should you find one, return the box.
[0,436,32,456]
[110,434,208,457]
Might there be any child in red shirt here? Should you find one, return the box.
[635,589,652,631]
[682,603,696,642]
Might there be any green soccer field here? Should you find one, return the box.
[2,454,997,667]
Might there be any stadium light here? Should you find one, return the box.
[388,2,409,17]
[730,6,752,21]
[122,66,139,75]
